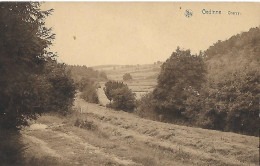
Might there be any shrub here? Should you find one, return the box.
[80,88,99,104]
[78,77,99,104]
[109,86,136,111]
[44,60,76,115]
[104,81,136,112]
[74,118,97,130]
[135,93,157,120]
[103,81,125,103]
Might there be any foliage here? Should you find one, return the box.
[80,87,99,104]
[0,3,76,165]
[74,118,97,130]
[66,65,108,84]
[135,93,157,119]
[44,60,76,114]
[152,48,207,118]
[137,27,260,136]
[78,77,99,103]
[103,81,125,102]
[0,2,76,129]
[67,65,107,104]
[78,77,94,91]
[104,81,136,111]
[109,86,136,111]
[123,73,133,81]
[199,27,260,135]
[186,26,260,133]
[0,2,50,130]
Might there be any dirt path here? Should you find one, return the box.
[22,97,259,166]
[97,85,110,106]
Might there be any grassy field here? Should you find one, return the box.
[21,97,259,166]
[21,64,259,165]
[93,64,161,99]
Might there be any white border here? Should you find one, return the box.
[1,0,260,2]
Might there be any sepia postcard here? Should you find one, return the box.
[0,2,259,166]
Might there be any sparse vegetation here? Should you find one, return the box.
[74,118,97,130]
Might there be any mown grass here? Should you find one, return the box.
[0,129,67,166]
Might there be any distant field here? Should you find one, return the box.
[93,64,161,99]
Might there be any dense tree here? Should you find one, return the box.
[0,2,77,165]
[153,48,207,118]
[0,2,75,130]
[136,28,259,136]
[198,27,260,135]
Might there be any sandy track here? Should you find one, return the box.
[22,97,259,166]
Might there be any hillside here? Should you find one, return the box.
[205,27,260,78]
[21,96,259,166]
[20,27,260,165]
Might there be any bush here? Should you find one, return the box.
[103,81,125,103]
[104,81,136,112]
[80,88,99,104]
[44,60,76,115]
[78,77,99,104]
[74,118,97,130]
[135,93,157,120]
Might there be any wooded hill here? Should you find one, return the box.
[136,27,260,136]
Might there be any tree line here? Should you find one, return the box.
[101,27,259,136]
[136,27,260,136]
[0,2,76,165]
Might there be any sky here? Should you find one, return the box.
[42,2,260,67]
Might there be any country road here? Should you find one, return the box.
[21,97,259,166]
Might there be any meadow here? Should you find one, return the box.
[93,63,161,99]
